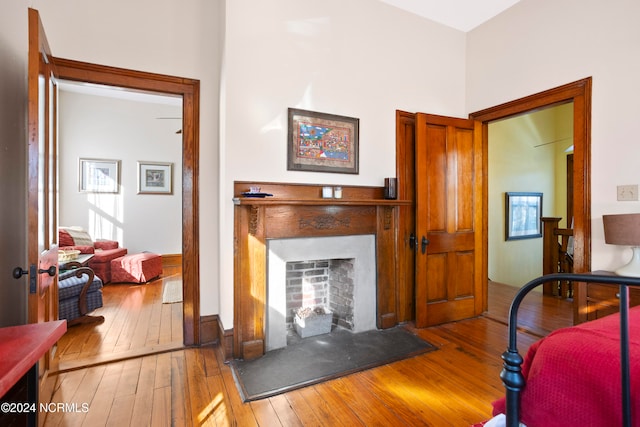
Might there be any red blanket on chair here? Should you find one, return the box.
[493,306,640,427]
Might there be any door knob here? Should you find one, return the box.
[421,236,430,254]
[39,266,57,276]
[13,265,38,293]
[12,267,28,279]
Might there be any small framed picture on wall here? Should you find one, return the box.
[505,192,543,240]
[78,158,121,193]
[137,161,173,195]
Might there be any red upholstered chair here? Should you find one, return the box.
[59,228,127,283]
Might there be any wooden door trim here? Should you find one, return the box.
[470,77,592,323]
[395,110,416,322]
[52,57,201,345]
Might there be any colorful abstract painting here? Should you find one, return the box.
[288,108,359,174]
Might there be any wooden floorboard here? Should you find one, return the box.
[45,280,573,426]
[55,264,183,372]
[486,280,573,336]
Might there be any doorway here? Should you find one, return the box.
[484,102,575,332]
[487,103,574,287]
[472,77,591,325]
[52,57,201,361]
[396,78,591,327]
[55,80,186,368]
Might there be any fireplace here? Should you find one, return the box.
[233,181,408,360]
[287,258,355,330]
[266,235,376,351]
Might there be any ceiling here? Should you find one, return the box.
[378,0,521,32]
[58,80,182,107]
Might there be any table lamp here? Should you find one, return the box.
[603,213,640,277]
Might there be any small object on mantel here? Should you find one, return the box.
[239,185,273,202]
[322,186,333,198]
[239,185,273,198]
[384,177,397,199]
[240,191,273,198]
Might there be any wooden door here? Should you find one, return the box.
[415,113,483,327]
[27,7,59,404]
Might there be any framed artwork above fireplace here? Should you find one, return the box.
[287,108,359,174]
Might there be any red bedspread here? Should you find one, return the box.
[493,306,640,426]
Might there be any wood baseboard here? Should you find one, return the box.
[199,314,234,361]
[161,253,182,267]
[200,315,218,344]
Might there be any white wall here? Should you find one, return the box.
[219,0,467,327]
[58,89,182,254]
[468,0,640,272]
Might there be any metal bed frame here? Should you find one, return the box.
[501,272,640,427]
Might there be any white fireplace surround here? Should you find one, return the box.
[266,234,377,351]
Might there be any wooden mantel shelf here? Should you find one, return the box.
[233,197,411,206]
[233,180,410,205]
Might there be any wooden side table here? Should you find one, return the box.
[59,253,94,271]
[586,282,640,320]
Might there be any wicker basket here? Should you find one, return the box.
[58,249,81,262]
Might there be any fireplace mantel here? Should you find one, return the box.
[233,197,406,206]
[232,181,410,360]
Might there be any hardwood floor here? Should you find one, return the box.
[486,280,573,336]
[44,281,573,426]
[55,262,184,372]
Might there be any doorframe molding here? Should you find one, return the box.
[52,57,201,344]
[470,77,592,323]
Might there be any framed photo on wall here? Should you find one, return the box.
[138,161,173,194]
[78,158,120,193]
[505,192,543,240]
[287,108,359,174]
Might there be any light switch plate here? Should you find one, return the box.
[617,184,638,201]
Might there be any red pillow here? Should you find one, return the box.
[94,240,118,250]
[59,229,74,247]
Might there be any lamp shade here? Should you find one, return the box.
[603,213,640,246]
[603,213,640,276]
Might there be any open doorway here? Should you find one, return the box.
[471,77,592,327]
[55,80,185,369]
[51,57,201,370]
[484,103,575,334]
[487,103,573,287]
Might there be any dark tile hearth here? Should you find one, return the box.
[230,326,437,401]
